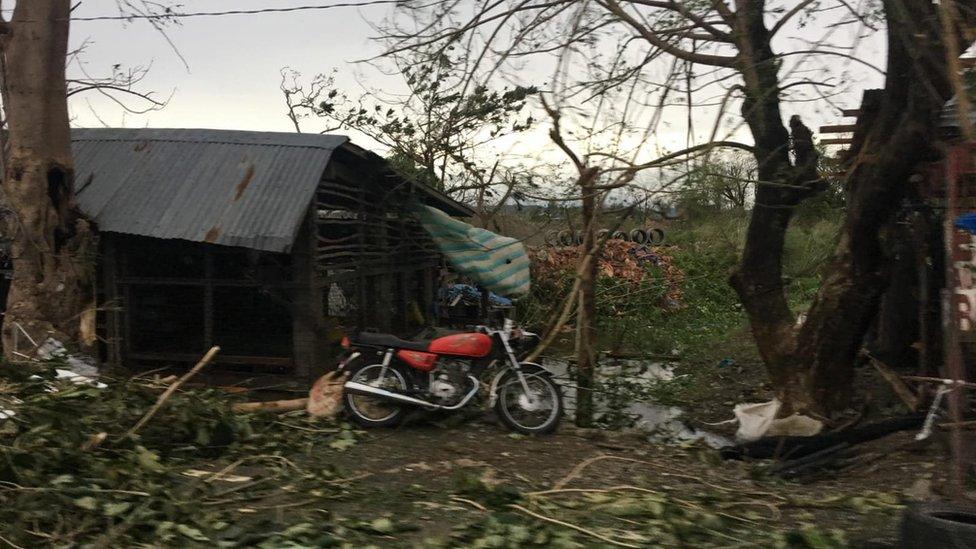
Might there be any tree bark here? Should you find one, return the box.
[729,0,819,411]
[574,168,599,427]
[731,0,959,414]
[0,1,95,359]
[790,0,953,413]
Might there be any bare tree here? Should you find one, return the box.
[280,52,538,224]
[371,0,976,414]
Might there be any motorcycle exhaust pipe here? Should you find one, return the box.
[343,380,441,410]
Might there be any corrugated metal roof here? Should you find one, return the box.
[71,128,348,253]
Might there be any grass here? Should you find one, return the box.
[589,209,840,357]
[521,207,842,422]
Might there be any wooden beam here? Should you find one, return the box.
[821,138,853,145]
[116,277,303,288]
[127,351,293,367]
[819,124,857,134]
[840,109,861,117]
[101,237,123,366]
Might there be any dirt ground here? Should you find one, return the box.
[313,410,947,547]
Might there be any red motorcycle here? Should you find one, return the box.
[336,320,563,434]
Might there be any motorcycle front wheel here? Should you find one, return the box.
[343,363,408,428]
[494,371,563,435]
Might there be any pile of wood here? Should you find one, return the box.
[138,346,348,419]
[232,370,348,416]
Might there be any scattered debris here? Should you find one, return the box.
[866,354,919,411]
[722,414,927,461]
[119,346,221,441]
[182,469,253,483]
[306,370,348,417]
[732,399,823,442]
[0,357,365,547]
[36,337,100,378]
[232,398,308,413]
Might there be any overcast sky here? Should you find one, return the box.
[66,0,396,132]
[63,0,888,171]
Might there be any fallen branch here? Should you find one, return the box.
[322,472,373,485]
[902,375,976,389]
[80,432,107,452]
[938,420,976,429]
[528,484,658,497]
[232,398,308,413]
[868,355,919,411]
[306,370,347,417]
[509,504,640,548]
[721,414,925,460]
[552,454,608,490]
[767,443,852,478]
[551,454,789,501]
[451,496,488,511]
[119,346,220,441]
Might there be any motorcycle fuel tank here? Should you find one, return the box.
[428,333,492,358]
[397,350,438,372]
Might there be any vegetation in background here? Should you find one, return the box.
[524,206,841,359]
[521,201,841,428]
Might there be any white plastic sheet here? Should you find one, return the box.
[733,399,823,442]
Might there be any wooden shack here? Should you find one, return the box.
[70,128,471,381]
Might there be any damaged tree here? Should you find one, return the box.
[377,0,976,415]
[731,0,968,413]
[0,1,96,357]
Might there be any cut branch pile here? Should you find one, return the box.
[447,452,902,548]
[0,360,366,547]
[531,240,684,306]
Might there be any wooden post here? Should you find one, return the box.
[102,236,123,366]
[292,208,325,382]
[943,145,968,500]
[422,266,435,326]
[203,247,214,349]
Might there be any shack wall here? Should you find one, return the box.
[101,234,300,374]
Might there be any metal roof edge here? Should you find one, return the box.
[71,128,350,151]
[340,143,475,218]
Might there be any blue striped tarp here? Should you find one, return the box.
[412,205,530,297]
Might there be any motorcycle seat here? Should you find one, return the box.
[350,332,431,352]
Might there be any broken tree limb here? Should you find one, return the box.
[939,420,976,429]
[119,346,220,440]
[232,398,308,413]
[306,370,347,417]
[767,442,851,478]
[902,375,976,389]
[721,414,926,460]
[509,504,640,548]
[868,354,919,411]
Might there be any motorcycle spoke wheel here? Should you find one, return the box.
[345,364,407,426]
[496,373,562,434]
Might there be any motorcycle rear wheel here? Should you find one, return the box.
[343,363,408,428]
[494,371,563,435]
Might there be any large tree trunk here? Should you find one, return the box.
[731,0,958,414]
[729,0,817,411]
[0,1,95,359]
[790,0,953,413]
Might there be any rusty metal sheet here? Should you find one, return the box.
[71,128,348,253]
